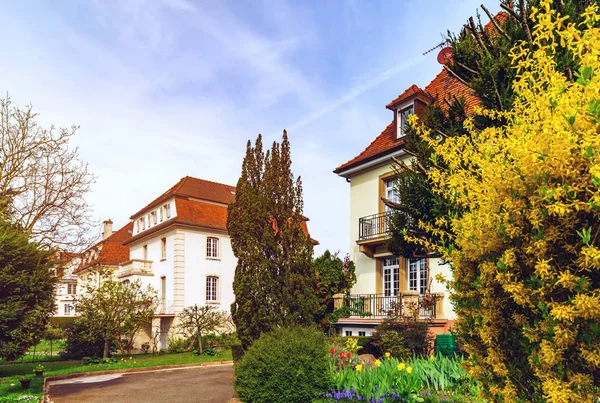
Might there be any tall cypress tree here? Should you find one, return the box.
[229,131,317,349]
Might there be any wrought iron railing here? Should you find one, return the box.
[341,293,436,319]
[358,211,392,240]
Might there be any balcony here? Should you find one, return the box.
[359,211,392,241]
[155,299,175,316]
[117,259,153,279]
[333,292,443,320]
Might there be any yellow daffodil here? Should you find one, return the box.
[429,355,435,361]
[374,359,381,367]
[385,352,391,358]
[397,363,405,371]
[355,364,363,372]
[407,366,413,374]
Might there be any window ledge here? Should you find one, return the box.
[160,258,166,262]
[206,301,220,305]
[206,257,221,261]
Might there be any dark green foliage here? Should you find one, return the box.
[228,131,318,349]
[330,336,378,356]
[235,326,332,403]
[231,342,244,363]
[378,331,410,360]
[372,314,434,358]
[314,250,357,333]
[0,218,56,361]
[387,0,598,260]
[61,320,106,360]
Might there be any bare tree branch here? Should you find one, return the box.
[481,4,511,41]
[443,65,474,89]
[0,95,97,250]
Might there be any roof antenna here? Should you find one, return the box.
[422,39,450,56]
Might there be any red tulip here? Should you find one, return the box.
[340,352,345,358]
[346,353,351,359]
[341,360,345,365]
[330,348,335,354]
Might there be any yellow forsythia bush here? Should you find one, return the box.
[409,2,600,402]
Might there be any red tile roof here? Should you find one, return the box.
[130,176,236,219]
[386,84,433,110]
[73,222,133,274]
[334,13,508,175]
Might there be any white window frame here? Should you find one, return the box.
[67,283,77,295]
[164,204,171,219]
[408,259,428,294]
[159,207,163,222]
[397,104,414,137]
[206,237,219,259]
[383,257,400,297]
[206,276,219,303]
[64,304,73,315]
[151,211,157,225]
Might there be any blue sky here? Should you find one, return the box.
[0,0,499,255]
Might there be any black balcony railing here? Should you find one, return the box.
[358,211,392,240]
[341,293,436,319]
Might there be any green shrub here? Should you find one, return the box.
[378,331,410,360]
[166,336,189,353]
[372,316,433,358]
[231,342,244,363]
[235,326,332,403]
[330,336,377,356]
[202,347,218,356]
[61,320,106,359]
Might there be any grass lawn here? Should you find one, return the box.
[0,349,232,402]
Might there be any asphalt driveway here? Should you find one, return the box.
[47,364,235,403]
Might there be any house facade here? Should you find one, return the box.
[118,176,237,350]
[333,67,478,337]
[52,252,81,318]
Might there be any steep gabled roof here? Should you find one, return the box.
[130,176,236,219]
[334,13,507,176]
[73,222,133,274]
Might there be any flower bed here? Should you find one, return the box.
[322,347,482,403]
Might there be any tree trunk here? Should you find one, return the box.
[103,339,110,359]
[197,330,203,355]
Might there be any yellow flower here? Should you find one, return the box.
[397,363,405,371]
[374,359,381,367]
[129,357,132,360]
[429,355,435,361]
[385,352,391,358]
[406,366,413,374]
[355,364,363,372]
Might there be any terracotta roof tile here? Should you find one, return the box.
[386,84,433,110]
[334,13,507,175]
[130,176,236,219]
[73,222,132,274]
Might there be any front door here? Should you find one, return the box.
[381,257,399,314]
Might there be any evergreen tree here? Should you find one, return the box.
[0,216,56,361]
[388,0,597,259]
[228,131,317,349]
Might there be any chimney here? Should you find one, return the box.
[103,219,113,239]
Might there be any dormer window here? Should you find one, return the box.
[397,105,413,138]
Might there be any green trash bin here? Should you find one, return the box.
[435,334,456,357]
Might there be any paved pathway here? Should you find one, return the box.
[47,364,235,403]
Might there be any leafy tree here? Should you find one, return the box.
[177,305,227,355]
[228,131,318,349]
[313,250,356,333]
[0,217,56,361]
[410,2,600,400]
[0,95,96,249]
[387,0,597,259]
[75,279,157,357]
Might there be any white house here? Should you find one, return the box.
[332,65,479,337]
[52,251,81,318]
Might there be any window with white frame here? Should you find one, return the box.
[384,179,399,213]
[67,283,77,295]
[345,331,353,336]
[141,217,146,231]
[64,304,73,315]
[159,207,163,222]
[161,238,167,260]
[408,259,428,294]
[151,211,157,225]
[398,105,413,137]
[206,276,218,302]
[164,203,171,218]
[383,257,399,297]
[207,237,219,259]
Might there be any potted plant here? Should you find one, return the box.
[33,364,44,378]
[19,377,31,389]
